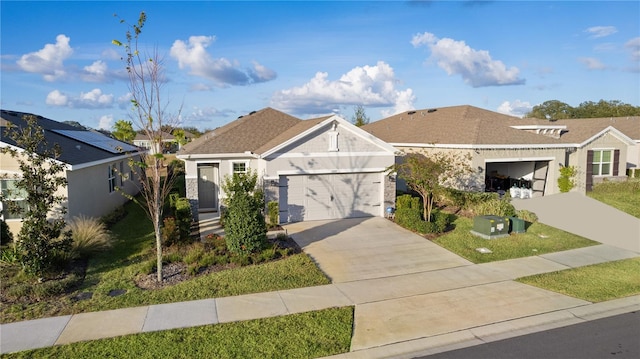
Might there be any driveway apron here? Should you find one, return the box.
[285,217,473,283]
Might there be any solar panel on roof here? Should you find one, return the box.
[51,130,139,154]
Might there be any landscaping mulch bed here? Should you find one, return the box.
[134,234,302,290]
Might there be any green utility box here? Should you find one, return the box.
[509,216,526,234]
[471,215,510,239]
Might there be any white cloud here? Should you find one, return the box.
[411,32,525,87]
[45,90,68,106]
[170,35,277,86]
[625,37,640,61]
[17,34,73,82]
[271,61,415,116]
[117,93,132,109]
[45,88,114,109]
[189,83,213,92]
[497,100,532,117]
[98,114,114,130]
[585,26,617,39]
[578,57,606,70]
[82,60,109,82]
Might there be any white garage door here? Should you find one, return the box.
[279,172,382,222]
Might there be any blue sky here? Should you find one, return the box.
[1,1,639,131]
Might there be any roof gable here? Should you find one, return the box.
[260,115,397,158]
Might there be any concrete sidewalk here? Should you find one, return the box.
[2,242,638,356]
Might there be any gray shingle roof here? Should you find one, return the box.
[362,105,639,147]
[179,107,304,155]
[1,109,139,166]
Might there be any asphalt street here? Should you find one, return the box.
[418,310,640,359]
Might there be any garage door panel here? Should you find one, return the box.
[305,175,334,221]
[281,172,382,223]
[334,173,380,217]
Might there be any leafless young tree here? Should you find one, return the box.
[113,12,181,282]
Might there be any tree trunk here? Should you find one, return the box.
[155,212,163,282]
[426,195,434,222]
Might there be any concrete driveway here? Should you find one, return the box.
[513,192,640,253]
[284,217,472,283]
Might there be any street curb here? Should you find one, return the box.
[322,295,640,359]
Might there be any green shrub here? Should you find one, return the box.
[395,195,423,231]
[433,210,450,233]
[222,171,267,255]
[267,201,279,228]
[224,192,267,254]
[161,217,180,246]
[558,165,577,192]
[394,195,451,234]
[183,245,205,265]
[515,209,538,223]
[174,197,193,241]
[67,216,113,259]
[100,205,127,228]
[1,219,13,245]
[469,196,516,217]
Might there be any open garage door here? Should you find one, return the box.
[485,160,550,197]
[279,172,382,222]
[531,161,549,197]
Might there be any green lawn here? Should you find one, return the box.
[433,216,598,263]
[2,307,354,359]
[517,257,640,302]
[1,201,330,323]
[588,179,640,218]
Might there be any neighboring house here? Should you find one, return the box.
[1,110,142,234]
[133,131,176,154]
[177,107,397,223]
[363,105,638,196]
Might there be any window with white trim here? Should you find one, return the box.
[108,164,117,193]
[1,179,27,220]
[591,150,612,176]
[232,162,247,174]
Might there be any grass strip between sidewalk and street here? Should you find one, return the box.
[516,257,640,302]
[2,306,354,359]
[432,217,598,263]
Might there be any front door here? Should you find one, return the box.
[197,164,218,211]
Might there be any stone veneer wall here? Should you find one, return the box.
[383,175,396,214]
[185,177,199,221]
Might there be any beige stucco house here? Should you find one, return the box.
[1,110,142,234]
[177,107,397,223]
[363,105,638,196]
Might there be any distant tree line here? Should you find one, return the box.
[525,100,640,120]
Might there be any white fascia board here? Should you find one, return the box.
[578,126,635,147]
[391,142,575,150]
[276,167,387,176]
[1,140,71,169]
[261,115,397,159]
[510,125,567,130]
[177,153,258,160]
[68,151,145,171]
[485,156,557,163]
[267,151,393,159]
